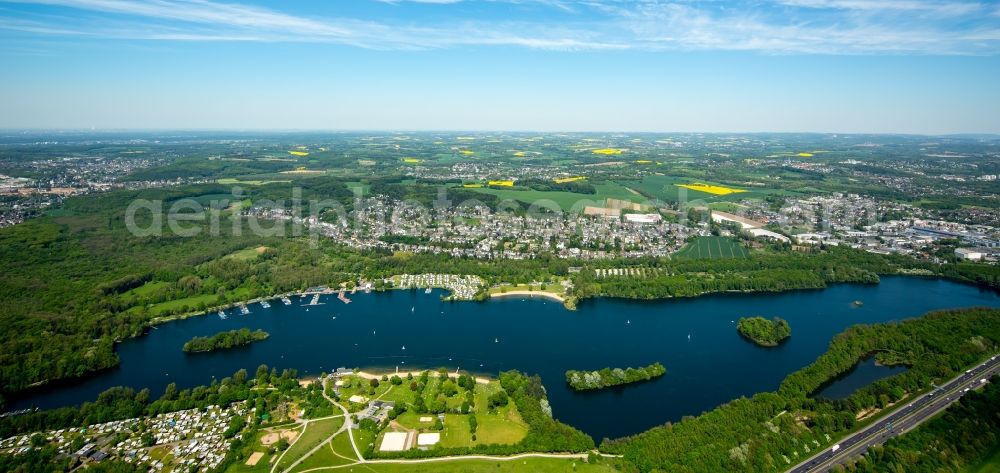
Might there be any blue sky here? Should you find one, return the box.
[1,0,999,133]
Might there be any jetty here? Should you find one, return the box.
[338,289,352,304]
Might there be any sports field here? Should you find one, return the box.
[673,236,749,260]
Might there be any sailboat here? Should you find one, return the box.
[687,334,691,340]
[627,319,631,324]
[494,337,499,343]
[402,345,406,350]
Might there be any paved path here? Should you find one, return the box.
[296,452,592,473]
[787,354,1000,473]
[272,380,356,473]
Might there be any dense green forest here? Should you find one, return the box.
[576,246,1000,300]
[737,317,791,347]
[565,363,666,391]
[835,376,1000,472]
[601,307,1000,472]
[182,328,269,353]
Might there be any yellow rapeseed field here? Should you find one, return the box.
[488,180,515,187]
[402,158,422,164]
[592,148,625,155]
[462,183,483,188]
[459,150,475,155]
[288,151,309,156]
[677,183,747,196]
[635,160,653,164]
[797,152,814,157]
[553,176,586,184]
[513,151,526,157]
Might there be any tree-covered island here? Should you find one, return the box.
[182,328,269,353]
[565,362,666,391]
[736,316,791,347]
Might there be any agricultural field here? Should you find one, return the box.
[676,183,747,196]
[673,236,749,260]
[465,183,645,212]
[626,174,778,204]
[217,178,292,185]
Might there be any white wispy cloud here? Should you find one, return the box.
[776,0,987,17]
[0,0,997,54]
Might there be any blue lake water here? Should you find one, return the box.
[9,276,1000,440]
[814,358,909,400]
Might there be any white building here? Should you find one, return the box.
[955,248,984,261]
[624,213,662,224]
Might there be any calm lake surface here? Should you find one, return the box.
[815,358,909,400]
[9,276,1000,440]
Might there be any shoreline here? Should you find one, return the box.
[350,369,491,385]
[490,290,566,303]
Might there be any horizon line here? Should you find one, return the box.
[2,128,999,138]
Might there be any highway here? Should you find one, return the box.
[788,354,1000,473]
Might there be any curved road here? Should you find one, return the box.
[788,354,1000,473]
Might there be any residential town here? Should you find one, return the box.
[244,190,999,264]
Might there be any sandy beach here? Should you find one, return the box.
[489,290,566,302]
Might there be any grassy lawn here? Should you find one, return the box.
[475,407,528,446]
[384,382,527,449]
[130,293,219,316]
[122,280,171,298]
[290,439,355,472]
[380,382,420,405]
[225,451,274,473]
[708,201,743,212]
[336,375,395,411]
[329,431,360,462]
[225,245,269,261]
[275,417,344,471]
[355,429,377,456]
[673,236,749,260]
[360,457,618,472]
